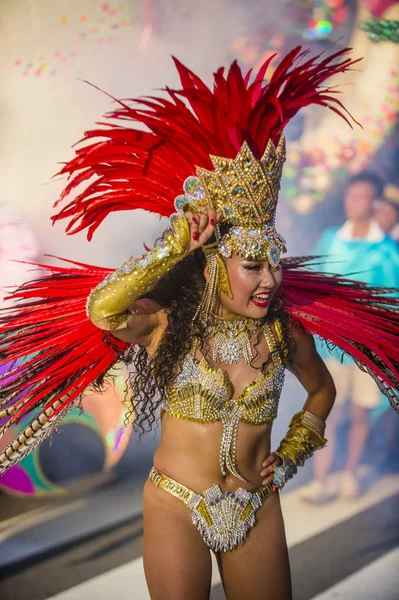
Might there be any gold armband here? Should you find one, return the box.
[87,214,190,330]
[275,410,327,467]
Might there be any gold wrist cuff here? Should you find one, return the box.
[276,410,327,466]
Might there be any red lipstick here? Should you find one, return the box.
[251,296,269,307]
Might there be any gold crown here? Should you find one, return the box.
[174,136,287,264]
[197,136,286,227]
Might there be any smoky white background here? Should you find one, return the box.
[0,0,254,268]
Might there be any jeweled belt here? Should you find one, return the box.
[149,466,273,552]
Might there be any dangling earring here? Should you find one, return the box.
[194,250,233,323]
[216,253,233,301]
[194,252,220,322]
[272,297,283,312]
[213,223,233,301]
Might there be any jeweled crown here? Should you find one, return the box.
[174,136,287,264]
[199,137,285,226]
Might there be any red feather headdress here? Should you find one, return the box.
[53,46,358,239]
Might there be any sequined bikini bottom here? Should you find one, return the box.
[149,466,273,552]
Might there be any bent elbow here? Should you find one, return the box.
[86,294,127,331]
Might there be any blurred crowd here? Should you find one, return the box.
[300,173,399,503]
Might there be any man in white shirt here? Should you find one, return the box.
[300,172,399,502]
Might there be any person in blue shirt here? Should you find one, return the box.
[300,172,399,502]
[375,184,399,242]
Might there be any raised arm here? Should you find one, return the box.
[87,209,217,349]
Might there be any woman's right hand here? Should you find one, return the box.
[185,208,221,252]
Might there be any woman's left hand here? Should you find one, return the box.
[260,453,282,486]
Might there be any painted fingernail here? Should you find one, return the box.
[193,232,198,241]
[192,217,198,224]
[210,218,215,226]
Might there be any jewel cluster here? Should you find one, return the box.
[219,225,286,265]
[272,462,297,490]
[209,316,258,366]
[173,138,287,261]
[188,483,264,552]
[174,175,209,214]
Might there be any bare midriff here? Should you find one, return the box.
[153,411,272,494]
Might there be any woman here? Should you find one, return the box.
[87,198,334,598]
[1,47,399,599]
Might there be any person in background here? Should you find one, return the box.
[0,203,39,306]
[373,183,399,474]
[300,172,399,502]
[374,184,399,242]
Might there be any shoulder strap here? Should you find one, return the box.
[263,316,289,366]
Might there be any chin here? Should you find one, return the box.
[249,305,270,318]
[239,303,270,319]
[222,297,274,319]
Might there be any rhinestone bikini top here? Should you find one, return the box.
[163,317,287,482]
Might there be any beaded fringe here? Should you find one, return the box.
[188,485,264,552]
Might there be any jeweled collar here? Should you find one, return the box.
[206,314,262,366]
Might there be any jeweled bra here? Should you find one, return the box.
[163,317,287,482]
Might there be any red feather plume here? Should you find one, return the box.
[53,47,359,240]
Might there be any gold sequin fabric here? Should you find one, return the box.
[164,319,285,426]
[163,318,286,481]
[86,214,190,330]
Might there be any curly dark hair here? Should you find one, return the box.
[123,248,206,435]
[119,245,292,436]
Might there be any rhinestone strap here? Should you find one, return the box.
[149,466,194,504]
[220,405,246,481]
[149,466,272,506]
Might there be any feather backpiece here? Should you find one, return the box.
[0,259,128,473]
[280,257,399,414]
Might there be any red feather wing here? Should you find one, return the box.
[0,259,129,473]
[280,257,399,414]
